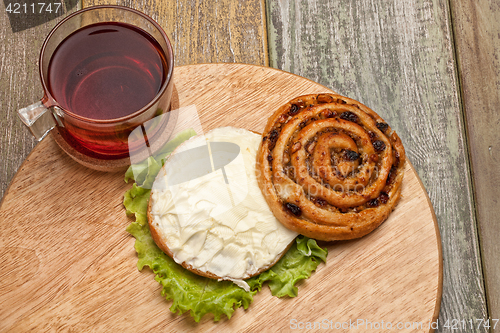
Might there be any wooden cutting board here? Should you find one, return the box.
[0,63,442,332]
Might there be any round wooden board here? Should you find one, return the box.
[0,63,442,332]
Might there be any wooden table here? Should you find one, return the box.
[0,0,498,332]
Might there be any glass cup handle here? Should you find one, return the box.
[17,101,57,141]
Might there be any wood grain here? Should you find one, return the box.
[266,0,486,330]
[0,1,80,201]
[82,0,268,66]
[0,63,441,332]
[449,0,500,324]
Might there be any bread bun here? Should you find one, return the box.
[148,198,293,280]
[147,127,298,289]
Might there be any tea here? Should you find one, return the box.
[17,5,175,166]
[48,22,166,120]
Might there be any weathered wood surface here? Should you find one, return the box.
[450,0,500,324]
[266,0,487,331]
[0,63,441,332]
[0,1,80,201]
[82,0,268,66]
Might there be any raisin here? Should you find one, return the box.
[376,122,389,133]
[322,109,336,118]
[394,150,400,166]
[343,149,360,161]
[285,203,302,216]
[278,114,288,123]
[340,111,359,123]
[367,198,380,208]
[373,140,386,152]
[379,192,389,204]
[268,129,280,150]
[317,94,334,103]
[368,131,377,140]
[315,198,327,207]
[267,154,273,163]
[288,104,300,116]
[386,166,398,185]
[369,154,379,162]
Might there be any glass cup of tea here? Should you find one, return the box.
[17,5,175,170]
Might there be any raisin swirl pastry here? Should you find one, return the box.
[256,94,406,241]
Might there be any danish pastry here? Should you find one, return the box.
[256,94,405,241]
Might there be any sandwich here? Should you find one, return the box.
[123,93,405,322]
[123,128,327,322]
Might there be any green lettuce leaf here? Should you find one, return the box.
[124,128,197,188]
[246,236,328,297]
[123,128,328,322]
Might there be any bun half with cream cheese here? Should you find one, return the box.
[147,127,298,291]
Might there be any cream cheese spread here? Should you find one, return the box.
[149,127,298,291]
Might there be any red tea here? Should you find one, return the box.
[48,22,166,120]
[46,22,170,159]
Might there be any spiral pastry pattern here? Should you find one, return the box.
[256,94,406,241]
